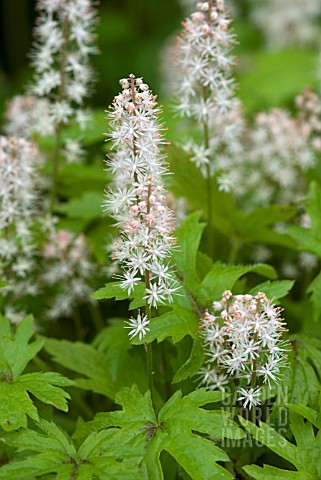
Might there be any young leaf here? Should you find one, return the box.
[131,305,199,346]
[0,419,142,480]
[240,404,321,479]
[198,262,277,306]
[91,282,131,301]
[0,316,72,431]
[74,385,245,480]
[91,282,145,310]
[249,279,295,300]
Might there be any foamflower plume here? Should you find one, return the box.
[198,290,290,409]
[30,0,98,113]
[0,136,40,324]
[104,74,179,339]
[173,0,239,178]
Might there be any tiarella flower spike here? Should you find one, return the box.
[28,0,98,162]
[173,0,240,178]
[41,228,94,319]
[198,290,289,409]
[252,0,321,49]
[0,136,40,324]
[0,137,38,231]
[104,74,179,339]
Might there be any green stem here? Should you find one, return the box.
[50,124,62,213]
[206,162,213,255]
[145,270,154,401]
[144,181,154,402]
[228,238,240,264]
[89,302,105,332]
[250,332,259,388]
[203,108,213,257]
[49,19,68,213]
[72,307,84,340]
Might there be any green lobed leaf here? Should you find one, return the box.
[232,204,297,249]
[57,162,107,199]
[0,316,71,431]
[240,405,321,480]
[0,419,142,480]
[74,385,245,480]
[19,372,72,412]
[243,464,303,479]
[168,145,297,249]
[287,225,321,257]
[131,304,204,382]
[0,315,43,381]
[0,381,39,431]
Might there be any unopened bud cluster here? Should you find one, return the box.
[198,291,289,409]
[104,75,179,312]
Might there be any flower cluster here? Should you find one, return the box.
[104,74,178,337]
[31,0,98,105]
[198,291,289,409]
[41,229,94,319]
[219,97,321,206]
[251,0,321,49]
[173,1,239,176]
[0,136,40,323]
[28,0,98,157]
[0,136,39,254]
[239,107,317,205]
[4,94,54,138]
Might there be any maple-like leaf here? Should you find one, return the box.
[0,315,72,430]
[74,385,245,480]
